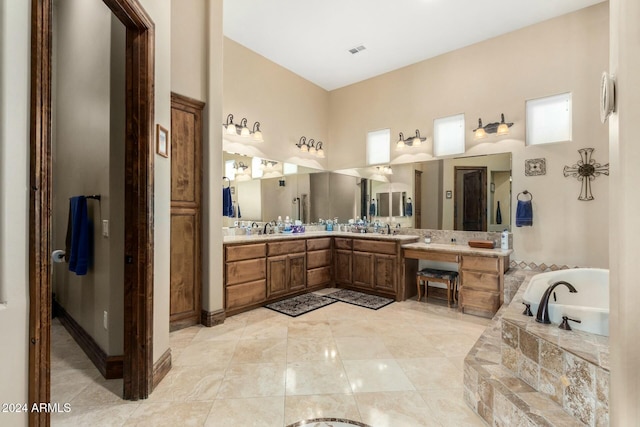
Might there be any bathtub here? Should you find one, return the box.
[522,268,609,336]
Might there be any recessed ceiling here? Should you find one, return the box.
[224,0,605,91]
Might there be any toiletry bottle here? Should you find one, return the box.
[284,216,292,232]
[326,220,333,232]
[501,229,509,250]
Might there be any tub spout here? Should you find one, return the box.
[536,280,578,324]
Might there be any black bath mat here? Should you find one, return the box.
[325,289,394,310]
[265,293,337,317]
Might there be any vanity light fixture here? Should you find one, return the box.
[376,165,393,175]
[223,114,264,141]
[260,159,278,170]
[233,161,249,174]
[473,114,513,140]
[296,136,325,157]
[396,129,426,149]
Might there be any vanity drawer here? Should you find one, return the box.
[226,243,266,262]
[460,287,500,315]
[307,238,331,251]
[461,270,500,292]
[267,240,306,256]
[334,238,352,250]
[307,266,332,287]
[404,249,459,263]
[353,239,396,255]
[307,249,332,269]
[226,258,266,285]
[461,255,499,272]
[226,279,266,310]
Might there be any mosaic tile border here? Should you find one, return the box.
[509,260,579,272]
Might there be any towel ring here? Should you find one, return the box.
[222,176,231,188]
[517,190,533,201]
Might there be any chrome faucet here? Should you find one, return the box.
[535,280,578,324]
[386,223,391,235]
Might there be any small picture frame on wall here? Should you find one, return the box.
[156,124,169,158]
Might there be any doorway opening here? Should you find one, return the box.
[29,0,155,424]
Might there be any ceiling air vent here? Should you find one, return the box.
[348,45,366,54]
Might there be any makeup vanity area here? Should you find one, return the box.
[222,151,514,319]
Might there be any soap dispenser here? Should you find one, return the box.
[501,229,509,250]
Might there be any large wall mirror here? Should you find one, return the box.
[223,151,512,231]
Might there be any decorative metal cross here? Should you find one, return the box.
[563,148,609,201]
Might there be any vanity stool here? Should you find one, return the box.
[416,268,459,307]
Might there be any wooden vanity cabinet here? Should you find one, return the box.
[459,255,508,318]
[334,238,353,286]
[306,238,332,287]
[224,244,267,313]
[266,240,306,298]
[352,239,398,293]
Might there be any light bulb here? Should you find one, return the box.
[226,124,237,135]
[316,147,325,158]
[253,130,263,142]
[474,128,487,139]
[413,137,422,147]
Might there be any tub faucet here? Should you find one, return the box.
[536,280,578,324]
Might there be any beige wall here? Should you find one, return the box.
[223,38,330,170]
[171,0,207,101]
[609,0,640,423]
[328,4,609,268]
[0,0,30,424]
[52,0,125,355]
[204,0,225,314]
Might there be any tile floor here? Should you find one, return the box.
[51,289,491,427]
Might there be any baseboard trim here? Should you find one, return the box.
[53,300,123,379]
[152,348,172,390]
[200,309,225,327]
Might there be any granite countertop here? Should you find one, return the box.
[223,231,421,244]
[401,242,513,257]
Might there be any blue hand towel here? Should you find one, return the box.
[405,201,413,217]
[67,196,90,275]
[516,200,533,227]
[223,186,233,217]
[369,201,376,217]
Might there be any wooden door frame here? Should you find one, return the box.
[29,0,155,423]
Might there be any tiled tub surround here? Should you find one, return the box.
[464,269,609,426]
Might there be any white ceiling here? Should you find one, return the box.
[224,0,605,91]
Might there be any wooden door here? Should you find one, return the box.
[170,93,205,331]
[288,253,307,292]
[373,254,397,292]
[335,249,352,285]
[352,251,374,288]
[267,255,288,297]
[414,170,422,228]
[454,167,487,231]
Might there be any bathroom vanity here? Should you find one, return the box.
[402,242,512,318]
[223,232,419,315]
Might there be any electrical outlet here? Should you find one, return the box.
[103,311,108,330]
[102,220,109,237]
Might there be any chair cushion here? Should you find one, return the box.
[417,268,458,280]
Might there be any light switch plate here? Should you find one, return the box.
[102,220,109,237]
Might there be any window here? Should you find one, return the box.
[434,113,465,157]
[283,163,298,175]
[251,157,263,179]
[366,129,391,165]
[224,160,236,181]
[526,92,572,145]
